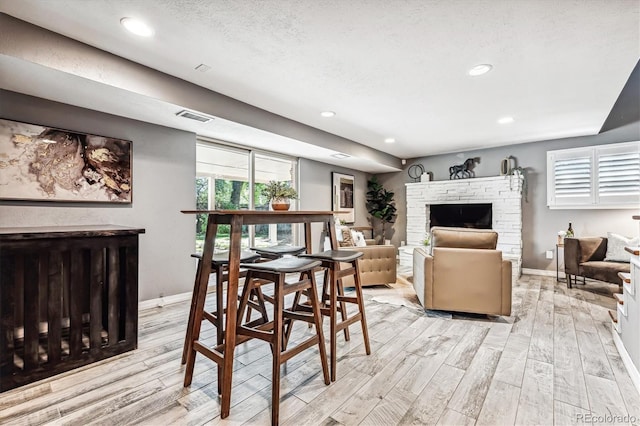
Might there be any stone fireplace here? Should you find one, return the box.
[405,175,523,276]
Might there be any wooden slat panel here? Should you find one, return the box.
[125,242,139,347]
[107,245,119,345]
[0,255,17,378]
[47,251,62,365]
[23,254,40,371]
[90,249,104,353]
[68,250,84,359]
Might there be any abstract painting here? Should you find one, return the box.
[0,119,132,203]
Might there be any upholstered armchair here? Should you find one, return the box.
[322,227,397,287]
[413,226,512,316]
[342,242,397,287]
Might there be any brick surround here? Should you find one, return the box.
[405,175,523,277]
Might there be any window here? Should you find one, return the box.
[547,141,640,209]
[195,140,298,251]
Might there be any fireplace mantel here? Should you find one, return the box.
[406,175,523,276]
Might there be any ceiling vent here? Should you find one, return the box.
[176,110,214,123]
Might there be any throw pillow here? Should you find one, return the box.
[340,227,355,247]
[605,232,639,262]
[352,230,367,247]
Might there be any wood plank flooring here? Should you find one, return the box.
[2,274,640,425]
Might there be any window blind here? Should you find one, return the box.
[554,156,591,198]
[547,141,640,209]
[597,152,640,197]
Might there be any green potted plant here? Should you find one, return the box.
[261,180,298,210]
[366,176,397,244]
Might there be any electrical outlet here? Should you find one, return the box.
[545,250,553,260]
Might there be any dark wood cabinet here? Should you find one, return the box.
[0,225,145,392]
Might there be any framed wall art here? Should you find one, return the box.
[0,118,132,203]
[332,172,355,224]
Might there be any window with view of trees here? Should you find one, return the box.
[195,141,298,251]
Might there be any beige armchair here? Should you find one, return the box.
[343,242,397,287]
[413,227,512,316]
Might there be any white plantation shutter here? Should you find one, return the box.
[554,156,592,198]
[596,144,640,205]
[548,141,640,208]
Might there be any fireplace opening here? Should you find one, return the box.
[429,203,492,229]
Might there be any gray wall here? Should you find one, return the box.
[0,90,197,301]
[378,120,640,271]
[298,158,371,249]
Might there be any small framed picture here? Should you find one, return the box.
[332,172,355,223]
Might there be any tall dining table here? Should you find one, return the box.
[180,209,340,418]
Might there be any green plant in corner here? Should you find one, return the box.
[508,166,528,202]
[366,176,397,244]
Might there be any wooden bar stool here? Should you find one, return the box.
[181,250,261,381]
[237,256,330,425]
[299,249,371,381]
[250,245,306,260]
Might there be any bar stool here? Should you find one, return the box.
[246,245,306,319]
[299,249,371,381]
[250,244,306,260]
[237,256,330,425]
[181,250,262,391]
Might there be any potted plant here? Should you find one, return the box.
[366,176,397,244]
[261,180,298,210]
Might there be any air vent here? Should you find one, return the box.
[176,110,214,123]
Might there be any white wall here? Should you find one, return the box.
[0,90,196,301]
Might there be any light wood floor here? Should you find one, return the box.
[2,274,639,425]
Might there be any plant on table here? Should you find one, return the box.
[261,181,298,210]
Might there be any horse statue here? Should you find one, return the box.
[449,157,479,179]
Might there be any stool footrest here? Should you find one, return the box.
[203,311,218,324]
[336,313,362,331]
[237,323,275,342]
[282,310,315,323]
[336,267,357,279]
[337,295,358,304]
[193,341,224,364]
[282,335,320,363]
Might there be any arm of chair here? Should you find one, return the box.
[501,259,512,316]
[413,247,433,308]
[564,237,607,276]
[563,238,580,276]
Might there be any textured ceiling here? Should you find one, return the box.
[0,0,638,161]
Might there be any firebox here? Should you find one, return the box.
[429,203,492,229]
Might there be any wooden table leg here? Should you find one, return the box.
[220,215,243,418]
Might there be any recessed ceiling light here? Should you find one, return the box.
[468,64,493,76]
[120,17,154,37]
[384,138,396,144]
[331,153,350,159]
[497,116,514,124]
[321,111,336,118]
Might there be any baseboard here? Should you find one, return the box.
[612,326,640,395]
[522,268,560,277]
[139,288,211,311]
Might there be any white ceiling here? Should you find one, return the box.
[1,0,638,165]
